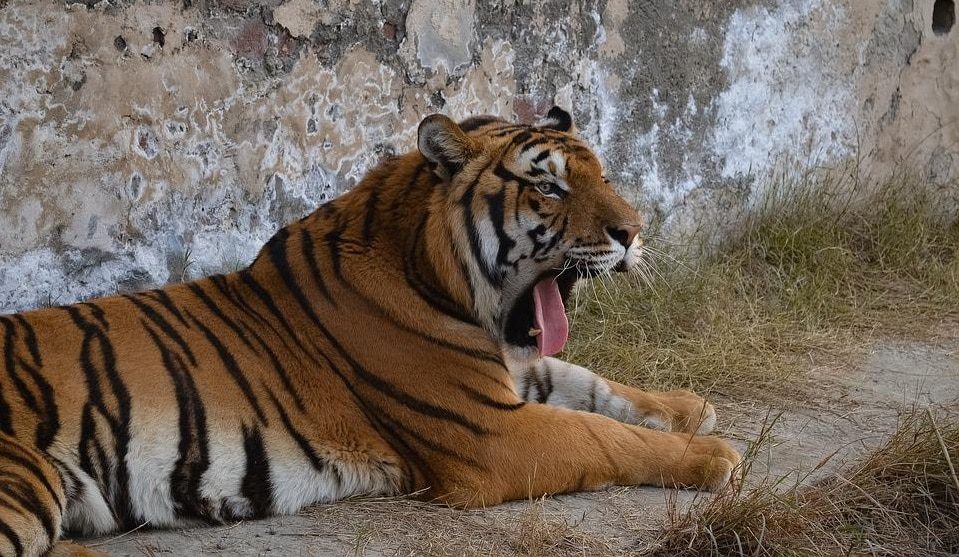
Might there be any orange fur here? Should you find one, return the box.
[0,109,739,556]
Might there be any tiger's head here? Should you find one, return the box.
[417,107,643,356]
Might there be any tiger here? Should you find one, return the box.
[0,106,740,556]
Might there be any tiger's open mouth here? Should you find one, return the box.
[531,276,570,356]
[528,256,630,356]
[507,253,633,355]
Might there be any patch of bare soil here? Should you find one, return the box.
[84,338,959,556]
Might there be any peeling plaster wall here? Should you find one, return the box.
[0,0,956,312]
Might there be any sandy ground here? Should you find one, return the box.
[81,338,959,556]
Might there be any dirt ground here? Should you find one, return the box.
[81,337,959,556]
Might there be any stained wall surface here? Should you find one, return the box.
[0,0,956,311]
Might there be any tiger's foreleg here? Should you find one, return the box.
[437,403,740,507]
[507,354,716,434]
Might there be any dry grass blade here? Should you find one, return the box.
[565,172,959,399]
[645,408,959,556]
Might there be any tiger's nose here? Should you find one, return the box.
[606,224,641,249]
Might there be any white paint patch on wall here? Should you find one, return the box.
[711,0,855,180]
[402,0,476,77]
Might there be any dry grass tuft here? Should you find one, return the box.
[564,173,959,395]
[646,408,959,556]
[508,498,615,557]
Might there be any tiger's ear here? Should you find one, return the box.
[537,106,575,133]
[417,114,479,179]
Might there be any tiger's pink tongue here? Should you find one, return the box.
[532,278,569,357]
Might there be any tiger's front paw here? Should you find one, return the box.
[674,435,742,491]
[633,390,717,435]
[660,390,717,435]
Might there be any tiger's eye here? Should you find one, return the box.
[536,183,557,197]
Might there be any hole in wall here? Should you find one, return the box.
[933,0,955,35]
[113,35,127,51]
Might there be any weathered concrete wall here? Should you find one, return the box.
[0,0,956,312]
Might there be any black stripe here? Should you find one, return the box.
[531,150,551,164]
[3,318,39,411]
[65,306,134,527]
[375,407,485,470]
[82,302,109,330]
[47,455,81,504]
[265,389,341,489]
[184,309,268,424]
[458,116,502,132]
[144,289,189,327]
[266,233,491,434]
[217,275,317,376]
[125,295,197,366]
[493,161,538,191]
[519,135,556,153]
[186,283,255,351]
[0,482,56,542]
[238,320,306,411]
[526,368,544,402]
[188,281,306,411]
[397,162,477,323]
[351,283,505,365]
[325,215,348,282]
[487,124,527,138]
[588,379,597,413]
[17,358,58,450]
[532,214,567,262]
[461,160,499,286]
[3,314,58,449]
[77,404,109,495]
[210,275,283,340]
[0,444,62,513]
[536,368,553,404]
[484,188,517,275]
[403,214,478,325]
[237,271,316,364]
[306,349,421,491]
[240,424,272,518]
[143,323,212,520]
[0,518,23,555]
[301,230,335,305]
[527,224,548,258]
[0,378,12,436]
[509,130,532,147]
[361,187,380,244]
[457,382,525,411]
[11,316,41,368]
